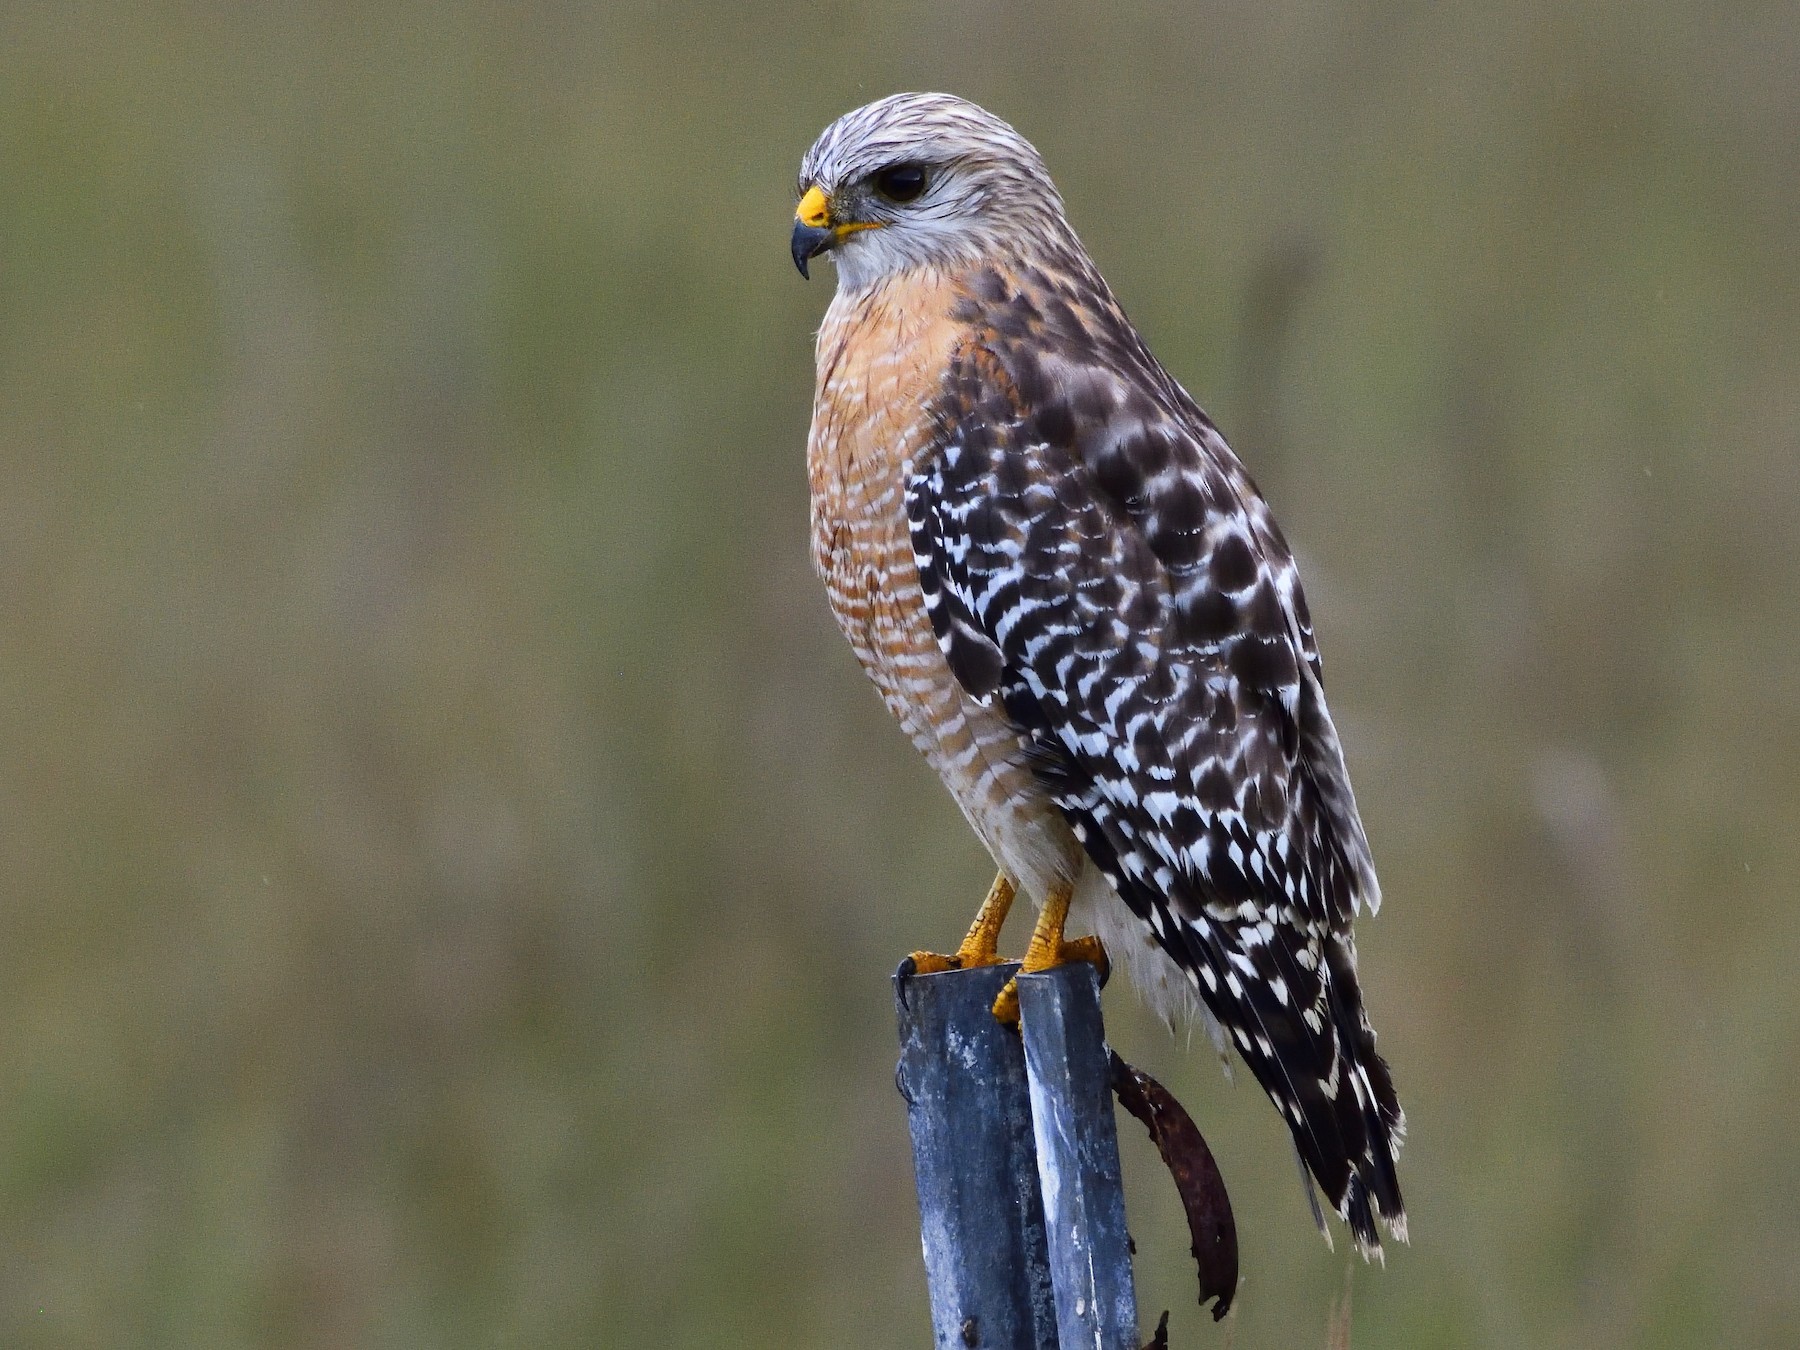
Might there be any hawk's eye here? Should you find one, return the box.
[873,164,928,204]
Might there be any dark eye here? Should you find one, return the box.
[873,163,927,203]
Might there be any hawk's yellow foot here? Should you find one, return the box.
[903,873,1016,975]
[991,881,1109,1025]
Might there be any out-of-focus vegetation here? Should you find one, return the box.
[2,3,1795,1346]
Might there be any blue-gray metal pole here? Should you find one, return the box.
[894,961,1058,1349]
[1017,964,1140,1349]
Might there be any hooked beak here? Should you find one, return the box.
[792,184,834,280]
[792,223,833,279]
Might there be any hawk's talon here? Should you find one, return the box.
[989,935,1110,1024]
[988,880,1106,1023]
[954,872,1015,968]
[993,978,1022,1027]
[901,951,964,978]
[1061,934,1109,987]
[900,873,1019,984]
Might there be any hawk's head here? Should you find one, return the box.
[793,93,1070,290]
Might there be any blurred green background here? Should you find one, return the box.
[3,2,1796,1346]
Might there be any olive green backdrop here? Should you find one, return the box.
[3,2,1796,1346]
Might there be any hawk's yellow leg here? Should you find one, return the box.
[990,881,1108,1025]
[905,872,1017,974]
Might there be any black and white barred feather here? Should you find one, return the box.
[906,254,1407,1255]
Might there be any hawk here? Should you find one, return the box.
[793,93,1406,1257]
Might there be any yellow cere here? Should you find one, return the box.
[796,185,830,228]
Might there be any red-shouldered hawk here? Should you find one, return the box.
[794,93,1406,1258]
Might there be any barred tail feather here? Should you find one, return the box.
[1056,797,1408,1257]
[1323,938,1407,1256]
[1180,915,1407,1260]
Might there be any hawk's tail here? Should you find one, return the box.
[1191,920,1407,1259]
[1329,966,1408,1259]
[1286,936,1406,1257]
[1052,794,1407,1255]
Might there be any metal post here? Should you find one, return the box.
[1017,964,1139,1349]
[894,962,1058,1349]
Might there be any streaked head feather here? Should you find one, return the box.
[797,93,1072,290]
